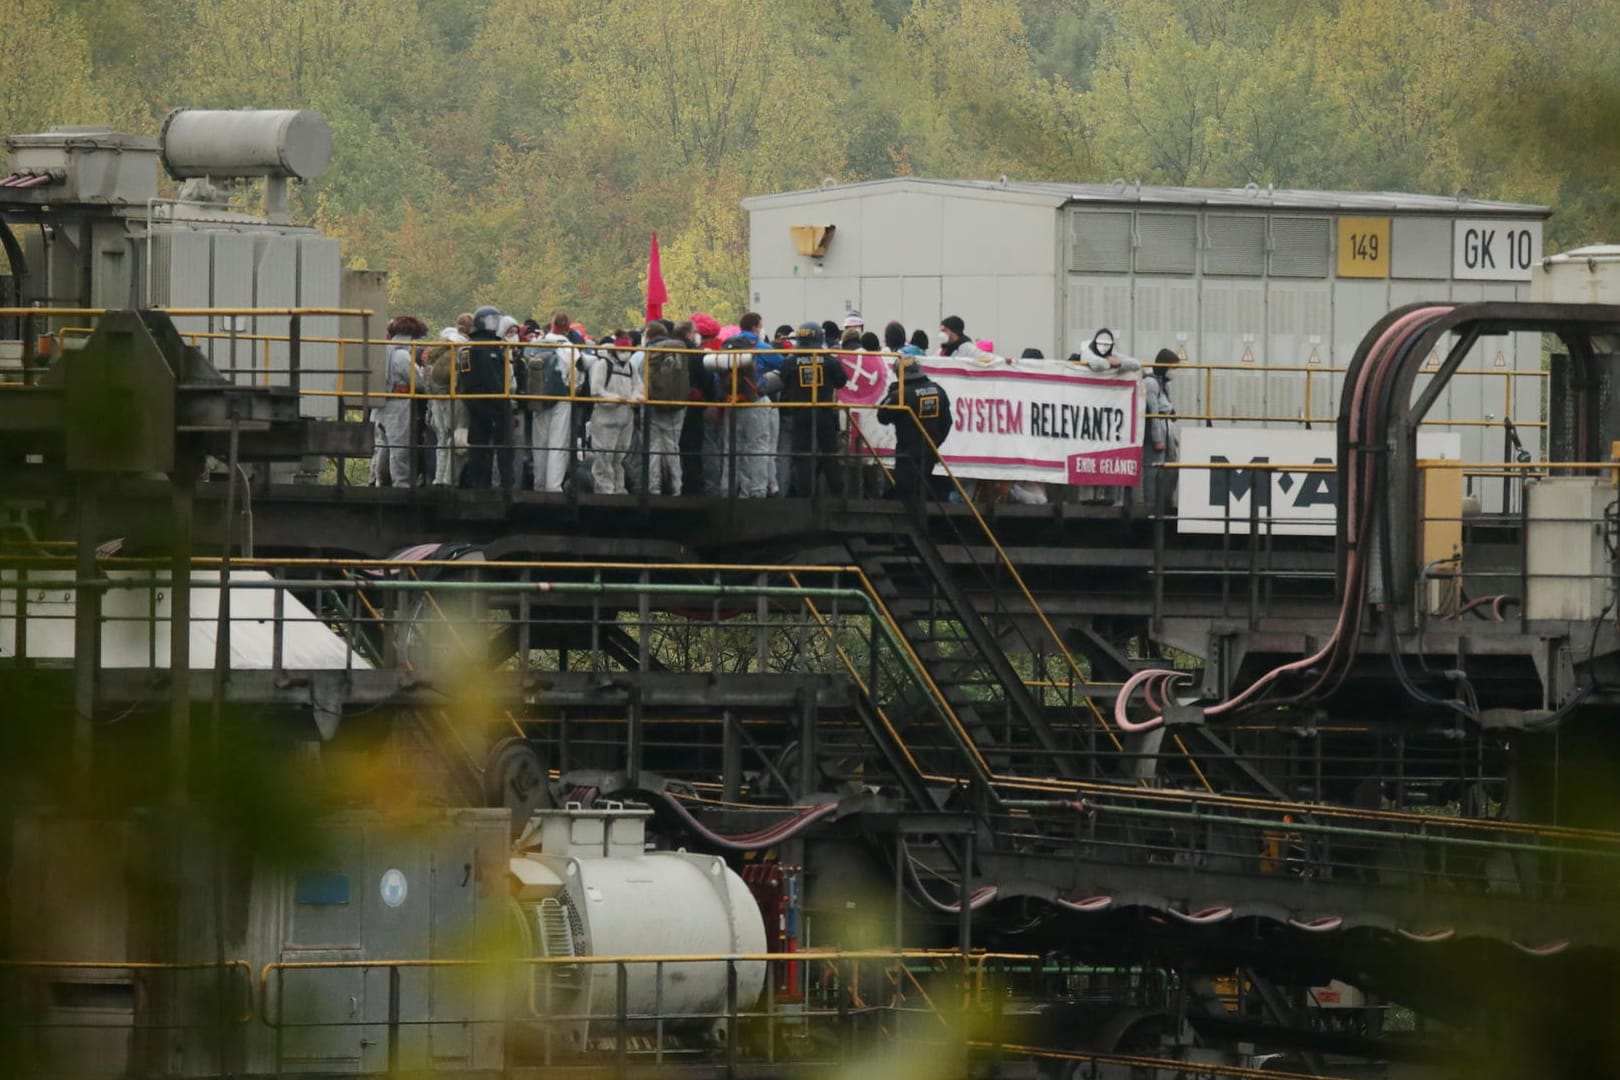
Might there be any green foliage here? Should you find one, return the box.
[5,0,1618,324]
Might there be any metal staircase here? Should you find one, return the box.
[849,528,1080,779]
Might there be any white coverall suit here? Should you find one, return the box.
[530,333,577,492]
[713,353,772,498]
[1074,335,1140,503]
[375,337,416,487]
[429,327,467,486]
[640,345,684,495]
[645,406,684,494]
[588,349,639,494]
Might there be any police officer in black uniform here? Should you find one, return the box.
[877,353,953,510]
[781,321,848,496]
[460,305,512,489]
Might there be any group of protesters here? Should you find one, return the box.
[370,306,1181,509]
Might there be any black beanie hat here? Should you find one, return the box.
[883,321,907,351]
[1020,347,1044,359]
[911,329,929,350]
[941,315,966,336]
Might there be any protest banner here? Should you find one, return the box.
[839,354,1143,486]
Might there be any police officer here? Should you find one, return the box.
[877,354,953,510]
[460,305,512,489]
[781,321,848,496]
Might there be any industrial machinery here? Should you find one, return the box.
[509,805,766,1054]
[13,110,1620,1080]
[0,108,380,418]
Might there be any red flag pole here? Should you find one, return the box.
[645,232,669,322]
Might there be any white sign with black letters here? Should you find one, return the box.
[1176,427,1462,535]
[1452,219,1542,282]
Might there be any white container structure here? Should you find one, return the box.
[1533,243,1620,305]
[743,178,1551,506]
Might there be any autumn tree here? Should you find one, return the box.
[0,0,110,137]
[6,0,1618,324]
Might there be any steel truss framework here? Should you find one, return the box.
[7,305,1620,1077]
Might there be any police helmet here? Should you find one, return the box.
[893,354,921,377]
[473,305,502,335]
[793,321,824,349]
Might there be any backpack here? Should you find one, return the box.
[525,345,569,408]
[646,337,689,404]
[600,351,636,399]
[717,335,760,402]
[422,345,453,392]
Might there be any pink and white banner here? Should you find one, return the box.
[839,354,1143,486]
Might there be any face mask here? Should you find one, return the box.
[1093,333,1114,357]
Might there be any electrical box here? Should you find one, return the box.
[2,128,160,205]
[1524,478,1615,621]
[1419,460,1464,613]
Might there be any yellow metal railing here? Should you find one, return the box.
[904,416,1214,791]
[1173,358,1546,431]
[259,948,1033,1024]
[984,1041,1333,1080]
[26,310,1551,433]
[15,550,1620,842]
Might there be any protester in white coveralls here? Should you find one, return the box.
[587,334,641,494]
[1069,328,1141,504]
[1142,347,1182,511]
[714,314,773,497]
[423,313,471,486]
[639,321,687,495]
[529,313,579,492]
[374,314,428,487]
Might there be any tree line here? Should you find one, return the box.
[16,0,1620,330]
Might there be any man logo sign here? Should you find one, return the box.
[1176,428,1461,536]
[1206,455,1336,512]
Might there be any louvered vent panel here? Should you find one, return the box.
[1204,215,1266,276]
[1269,216,1331,278]
[1135,212,1197,274]
[1068,210,1133,272]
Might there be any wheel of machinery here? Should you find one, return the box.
[486,737,551,831]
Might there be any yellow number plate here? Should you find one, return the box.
[1337,217,1390,278]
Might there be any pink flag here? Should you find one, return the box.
[645,232,669,321]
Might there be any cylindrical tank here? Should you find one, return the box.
[510,807,766,1049]
[160,109,332,180]
[571,853,765,1026]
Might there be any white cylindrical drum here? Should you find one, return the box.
[160,109,332,179]
[573,852,765,1028]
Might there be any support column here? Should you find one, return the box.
[721,708,741,803]
[627,687,643,791]
[957,829,974,957]
[798,689,818,802]
[170,479,193,803]
[71,477,98,797]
